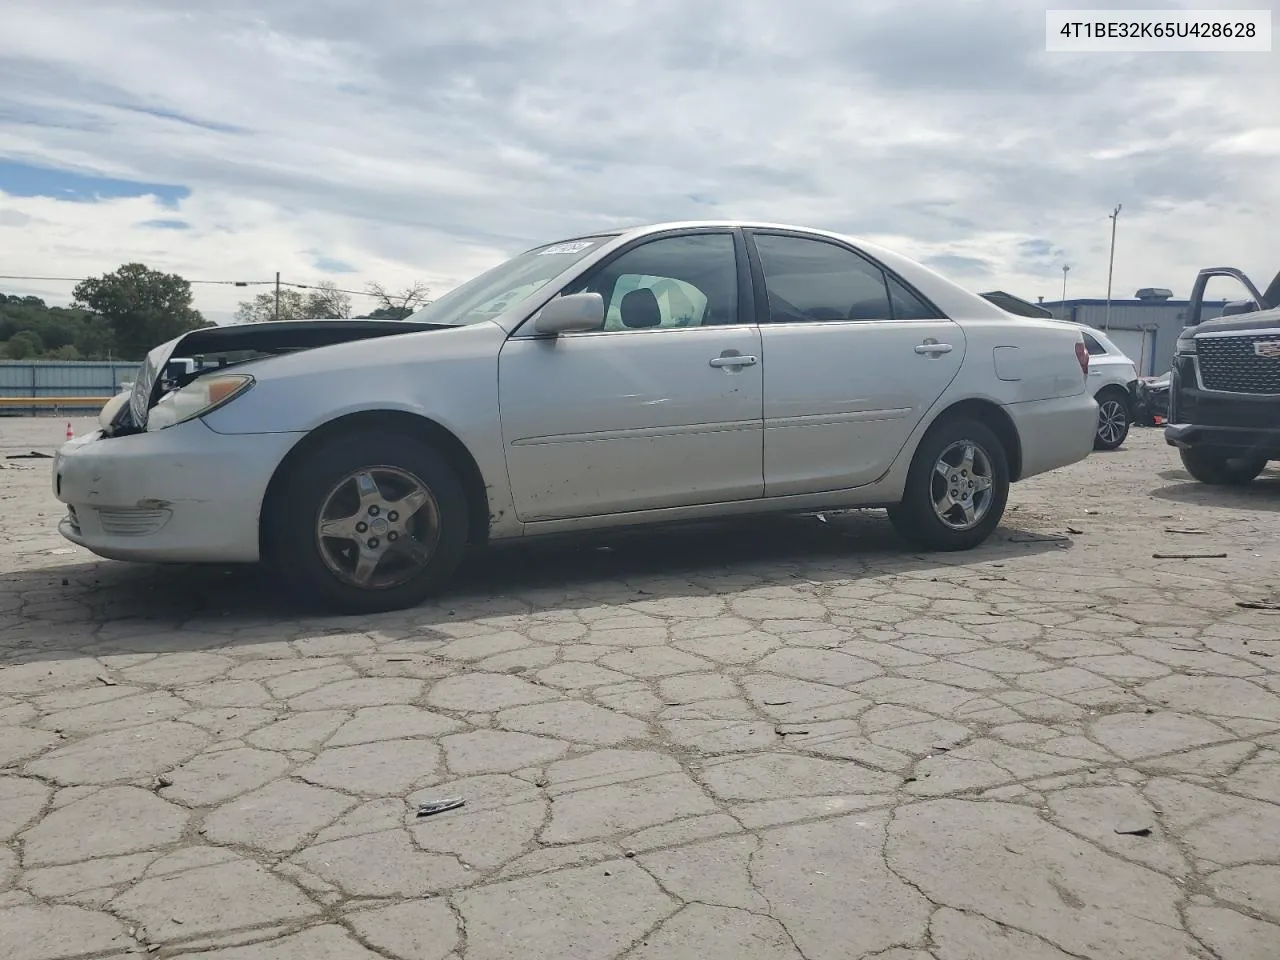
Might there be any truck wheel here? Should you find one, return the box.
[1093,390,1130,450]
[1178,448,1267,486]
[264,429,469,614]
[888,418,1010,551]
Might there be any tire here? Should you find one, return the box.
[1093,390,1130,450]
[1178,448,1267,487]
[887,417,1010,551]
[264,429,469,614]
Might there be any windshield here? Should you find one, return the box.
[406,235,617,327]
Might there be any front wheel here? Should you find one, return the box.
[888,418,1010,551]
[264,430,469,614]
[1178,448,1267,487]
[1093,392,1130,450]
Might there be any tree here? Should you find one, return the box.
[4,330,43,359]
[72,264,208,360]
[0,294,115,360]
[362,281,430,319]
[303,281,352,319]
[234,281,353,323]
[235,288,308,324]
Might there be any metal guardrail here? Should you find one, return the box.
[0,396,111,409]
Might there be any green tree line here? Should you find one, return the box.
[2,265,432,362]
[1,263,208,362]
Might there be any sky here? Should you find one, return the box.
[0,0,1277,325]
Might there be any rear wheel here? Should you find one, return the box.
[888,418,1010,551]
[1093,390,1130,450]
[264,430,469,613]
[1179,448,1267,486]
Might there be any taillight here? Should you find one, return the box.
[1075,341,1089,377]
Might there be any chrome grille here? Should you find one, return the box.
[1198,333,1280,395]
[96,506,170,536]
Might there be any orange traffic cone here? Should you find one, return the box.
[65,422,74,440]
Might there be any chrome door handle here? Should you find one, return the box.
[709,355,757,368]
[914,342,953,355]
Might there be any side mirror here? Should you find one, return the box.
[1222,299,1258,317]
[534,292,605,335]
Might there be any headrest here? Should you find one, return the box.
[620,288,662,328]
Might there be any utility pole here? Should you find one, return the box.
[1104,203,1122,331]
[274,272,281,321]
[1061,265,1070,320]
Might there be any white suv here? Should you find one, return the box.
[1071,324,1139,449]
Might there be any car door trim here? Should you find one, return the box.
[765,408,913,429]
[511,419,762,446]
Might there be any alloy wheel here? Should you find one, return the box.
[930,440,995,531]
[314,466,441,589]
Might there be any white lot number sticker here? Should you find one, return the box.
[537,241,596,256]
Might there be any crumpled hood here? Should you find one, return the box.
[124,318,444,430]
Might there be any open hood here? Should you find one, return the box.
[118,318,444,433]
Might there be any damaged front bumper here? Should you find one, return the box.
[53,419,304,563]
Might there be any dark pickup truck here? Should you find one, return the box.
[1165,267,1280,484]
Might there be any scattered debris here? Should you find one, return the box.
[1165,527,1208,535]
[1236,599,1280,611]
[775,725,810,736]
[416,797,465,818]
[1010,532,1069,544]
[625,849,636,858]
[154,774,174,790]
[534,777,549,788]
[5,450,52,459]
[762,700,793,706]
[385,657,413,662]
[96,675,117,686]
[1066,526,1084,535]
[1249,651,1275,658]
[1114,825,1153,837]
[1152,552,1227,560]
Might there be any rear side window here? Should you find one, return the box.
[753,234,892,322]
[1082,333,1108,356]
[886,275,939,320]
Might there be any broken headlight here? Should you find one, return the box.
[146,375,255,432]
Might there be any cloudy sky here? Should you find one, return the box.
[1,0,1277,324]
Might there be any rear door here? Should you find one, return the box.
[745,230,965,497]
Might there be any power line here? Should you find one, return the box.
[0,273,389,298]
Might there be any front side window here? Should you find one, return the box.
[753,234,891,322]
[567,233,739,330]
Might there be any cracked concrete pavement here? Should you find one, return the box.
[2,416,1280,959]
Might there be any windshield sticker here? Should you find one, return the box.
[537,240,597,256]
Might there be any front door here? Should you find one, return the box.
[747,231,966,496]
[498,231,764,522]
